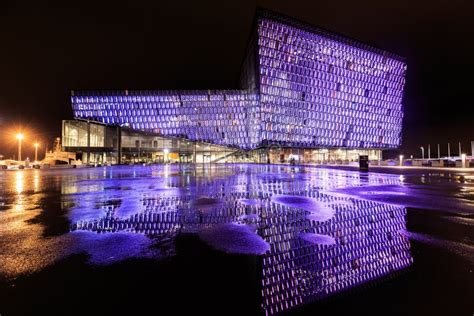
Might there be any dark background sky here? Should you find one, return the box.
[1,0,473,159]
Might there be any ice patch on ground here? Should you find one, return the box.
[70,231,161,265]
[272,195,334,221]
[299,232,336,245]
[67,199,106,223]
[115,197,144,218]
[198,223,270,255]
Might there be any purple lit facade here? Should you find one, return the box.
[71,90,260,150]
[256,11,406,149]
[71,9,406,151]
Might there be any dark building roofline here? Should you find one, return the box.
[72,8,406,96]
[255,7,406,63]
[70,89,258,96]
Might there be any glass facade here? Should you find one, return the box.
[257,12,405,149]
[70,9,406,153]
[62,120,244,165]
[72,90,260,150]
[62,120,108,148]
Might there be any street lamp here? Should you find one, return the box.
[34,143,39,162]
[16,133,24,161]
[399,155,404,167]
[420,146,424,159]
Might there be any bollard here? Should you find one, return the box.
[359,155,369,171]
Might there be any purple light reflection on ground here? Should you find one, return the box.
[360,191,407,196]
[238,213,260,222]
[2,164,473,316]
[70,231,163,265]
[299,232,336,245]
[271,195,334,222]
[238,199,263,207]
[198,223,270,255]
[190,197,223,211]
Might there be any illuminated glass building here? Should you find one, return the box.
[66,9,406,164]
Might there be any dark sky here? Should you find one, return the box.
[1,0,473,159]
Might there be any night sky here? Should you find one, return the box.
[1,0,473,159]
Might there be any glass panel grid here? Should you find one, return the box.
[71,11,406,150]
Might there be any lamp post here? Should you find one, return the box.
[461,153,466,168]
[448,143,451,158]
[420,146,424,159]
[34,143,39,162]
[16,133,24,161]
[399,155,404,167]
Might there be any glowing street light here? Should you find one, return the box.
[16,133,24,161]
[34,143,39,162]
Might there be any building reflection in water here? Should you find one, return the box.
[67,165,412,315]
[259,199,411,315]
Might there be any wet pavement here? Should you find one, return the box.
[0,164,473,315]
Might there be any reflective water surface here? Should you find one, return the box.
[0,165,473,315]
